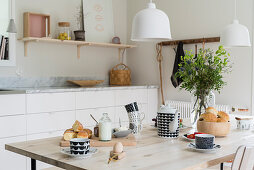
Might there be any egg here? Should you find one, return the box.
[113,142,123,153]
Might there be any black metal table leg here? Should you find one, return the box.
[220,163,224,170]
[31,158,36,170]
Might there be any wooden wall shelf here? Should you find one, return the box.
[19,37,136,58]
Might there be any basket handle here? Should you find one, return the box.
[111,63,130,71]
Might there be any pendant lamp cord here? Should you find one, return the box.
[234,0,237,19]
[10,0,12,19]
[156,43,165,105]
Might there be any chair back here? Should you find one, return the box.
[231,145,254,170]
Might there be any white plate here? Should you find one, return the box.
[179,125,189,129]
[182,134,195,142]
[187,143,221,153]
[61,147,98,158]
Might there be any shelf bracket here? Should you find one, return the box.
[23,39,37,57]
[77,45,82,59]
[24,41,28,57]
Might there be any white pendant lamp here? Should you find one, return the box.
[7,0,17,33]
[220,0,250,47]
[131,0,172,42]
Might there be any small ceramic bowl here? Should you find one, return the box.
[195,134,215,149]
[237,119,253,130]
[70,138,90,155]
[113,130,132,138]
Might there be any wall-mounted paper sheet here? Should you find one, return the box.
[83,0,115,42]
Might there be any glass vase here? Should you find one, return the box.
[191,91,215,128]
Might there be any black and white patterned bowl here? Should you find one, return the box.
[195,134,215,149]
[70,138,90,155]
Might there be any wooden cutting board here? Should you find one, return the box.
[60,134,136,147]
[67,80,104,87]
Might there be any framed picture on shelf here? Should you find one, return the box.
[83,0,115,43]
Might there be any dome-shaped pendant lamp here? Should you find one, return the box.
[220,0,251,47]
[6,0,17,33]
[131,0,172,42]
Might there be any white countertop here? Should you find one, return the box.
[0,85,158,94]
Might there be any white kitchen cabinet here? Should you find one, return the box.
[0,136,27,170]
[115,89,148,106]
[0,94,26,117]
[115,106,129,123]
[147,89,158,124]
[115,104,148,125]
[76,107,115,128]
[26,131,64,170]
[27,92,75,113]
[0,87,158,170]
[0,115,26,138]
[76,90,115,109]
[139,104,148,124]
[27,111,75,134]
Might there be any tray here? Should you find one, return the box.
[60,134,136,147]
[67,80,104,87]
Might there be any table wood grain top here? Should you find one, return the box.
[5,126,254,170]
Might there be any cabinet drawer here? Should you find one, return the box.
[0,115,26,138]
[115,89,148,106]
[27,111,75,134]
[0,136,27,170]
[76,91,114,109]
[0,94,25,116]
[27,92,75,113]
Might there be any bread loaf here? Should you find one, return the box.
[199,113,217,122]
[205,107,218,116]
[217,111,230,122]
[83,129,92,139]
[77,130,88,138]
[217,118,228,122]
[72,120,83,132]
[63,129,77,141]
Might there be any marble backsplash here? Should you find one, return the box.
[0,76,108,88]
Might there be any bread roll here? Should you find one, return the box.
[77,130,88,139]
[63,129,77,141]
[205,107,218,116]
[217,111,230,122]
[217,118,228,122]
[72,120,83,132]
[199,113,217,122]
[83,129,92,139]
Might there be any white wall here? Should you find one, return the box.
[0,0,9,37]
[0,0,127,78]
[0,0,253,110]
[127,0,253,109]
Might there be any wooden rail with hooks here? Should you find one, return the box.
[158,37,220,46]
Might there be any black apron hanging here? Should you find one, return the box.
[171,41,185,88]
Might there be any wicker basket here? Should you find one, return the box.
[110,63,131,86]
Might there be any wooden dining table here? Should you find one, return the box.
[5,125,254,170]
